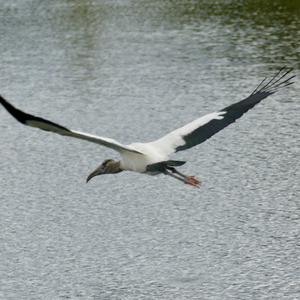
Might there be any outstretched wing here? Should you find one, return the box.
[149,67,295,155]
[0,95,142,154]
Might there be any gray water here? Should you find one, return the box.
[0,1,299,299]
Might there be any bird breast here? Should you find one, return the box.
[120,143,167,173]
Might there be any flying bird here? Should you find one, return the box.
[0,68,295,187]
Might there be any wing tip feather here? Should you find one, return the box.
[251,67,295,96]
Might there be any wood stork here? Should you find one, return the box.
[0,68,294,187]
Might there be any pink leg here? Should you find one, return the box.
[165,169,201,188]
[184,176,201,188]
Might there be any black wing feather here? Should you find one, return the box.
[176,68,295,152]
[0,95,70,133]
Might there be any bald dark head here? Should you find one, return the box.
[86,159,122,183]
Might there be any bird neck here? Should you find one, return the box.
[109,161,123,173]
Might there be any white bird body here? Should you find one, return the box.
[120,142,168,173]
[120,112,227,173]
[0,68,294,187]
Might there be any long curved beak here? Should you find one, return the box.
[86,165,105,183]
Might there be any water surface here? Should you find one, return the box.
[0,1,299,299]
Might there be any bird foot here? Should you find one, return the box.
[184,176,201,188]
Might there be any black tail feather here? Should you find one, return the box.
[146,160,186,173]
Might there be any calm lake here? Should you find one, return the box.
[0,1,299,299]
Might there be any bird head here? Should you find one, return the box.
[86,159,122,183]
